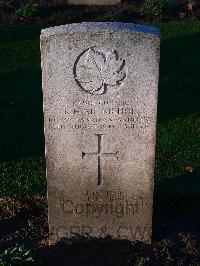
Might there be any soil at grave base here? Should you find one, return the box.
[0,0,200,25]
[0,197,200,265]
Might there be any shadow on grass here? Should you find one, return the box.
[0,198,48,249]
[153,171,200,242]
[0,68,44,163]
[36,232,199,265]
[0,24,42,43]
[37,237,151,266]
[158,32,200,122]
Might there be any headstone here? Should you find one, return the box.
[41,22,160,243]
[68,0,120,5]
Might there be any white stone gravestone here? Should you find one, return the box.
[41,22,160,243]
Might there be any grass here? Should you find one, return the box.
[0,20,199,198]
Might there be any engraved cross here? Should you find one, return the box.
[82,134,118,186]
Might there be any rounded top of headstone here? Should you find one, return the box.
[41,22,160,39]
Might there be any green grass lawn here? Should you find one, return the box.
[0,21,199,198]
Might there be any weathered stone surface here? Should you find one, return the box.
[68,0,120,5]
[41,22,160,243]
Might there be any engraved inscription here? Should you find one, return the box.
[47,99,154,131]
[74,47,127,95]
[82,134,118,186]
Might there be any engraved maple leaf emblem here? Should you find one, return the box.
[75,47,126,95]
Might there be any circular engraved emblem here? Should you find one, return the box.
[74,47,127,95]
